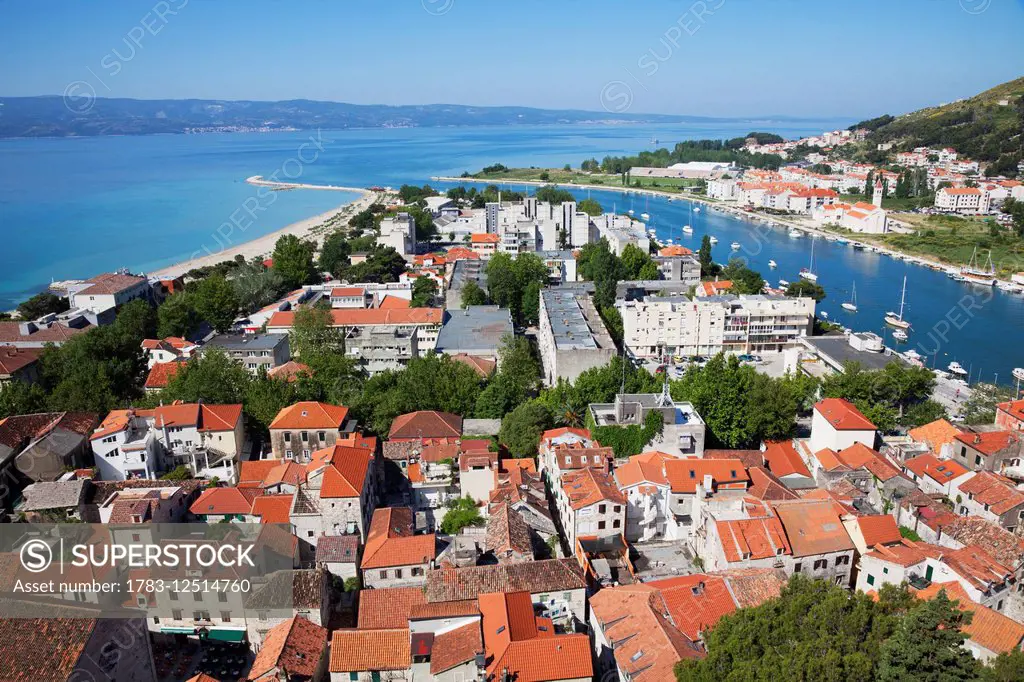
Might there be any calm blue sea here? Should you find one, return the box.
[1,120,1022,383]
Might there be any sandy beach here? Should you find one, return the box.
[151,178,379,279]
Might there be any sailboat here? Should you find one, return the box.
[709,236,719,244]
[768,260,778,269]
[682,202,693,233]
[960,247,997,286]
[640,196,650,222]
[800,238,818,282]
[842,282,858,312]
[884,276,911,329]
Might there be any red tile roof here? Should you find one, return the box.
[358,587,427,629]
[540,427,591,443]
[425,559,586,602]
[269,401,349,430]
[716,516,791,562]
[362,507,437,569]
[0,320,91,344]
[664,458,749,494]
[190,487,259,516]
[954,430,1018,456]
[997,399,1024,423]
[762,441,811,478]
[250,495,293,524]
[590,585,703,680]
[199,404,243,432]
[747,466,800,502]
[913,581,1024,654]
[614,450,677,488]
[248,616,327,681]
[450,353,497,377]
[908,419,963,455]
[470,232,500,244]
[903,453,969,485]
[430,621,483,675]
[772,500,855,557]
[941,545,1014,592]
[311,445,372,498]
[0,345,41,375]
[479,591,593,682]
[561,467,626,509]
[269,307,443,329]
[958,471,1024,514]
[267,360,311,382]
[815,398,876,431]
[854,514,902,547]
[75,272,146,296]
[388,411,463,440]
[329,629,410,672]
[0,618,97,682]
[377,294,410,309]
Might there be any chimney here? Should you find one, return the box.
[703,474,714,493]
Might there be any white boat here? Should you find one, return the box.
[820,311,829,319]
[892,329,908,342]
[665,238,674,244]
[961,247,997,286]
[800,239,818,282]
[628,209,634,216]
[768,260,778,269]
[885,276,912,329]
[904,349,923,363]
[841,281,858,312]
[788,228,803,238]
[1012,367,1024,381]
[731,241,741,250]
[694,207,701,213]
[948,361,968,376]
[996,281,1024,293]
[778,279,790,288]
[709,236,719,244]
[682,225,693,234]
[640,212,651,221]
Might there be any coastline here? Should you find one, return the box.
[150,178,376,279]
[431,175,1006,283]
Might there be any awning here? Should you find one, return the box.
[160,627,196,634]
[206,629,247,643]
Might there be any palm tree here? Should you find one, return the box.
[557,400,585,428]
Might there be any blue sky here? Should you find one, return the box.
[1,0,1022,118]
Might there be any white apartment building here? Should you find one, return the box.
[808,398,877,454]
[591,213,649,256]
[618,294,815,360]
[68,271,152,315]
[555,467,627,549]
[935,187,991,214]
[378,212,416,256]
[538,288,616,385]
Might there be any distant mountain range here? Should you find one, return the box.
[0,96,822,138]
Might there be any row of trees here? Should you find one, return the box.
[484,252,549,327]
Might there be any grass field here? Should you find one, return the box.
[838,193,936,212]
[879,213,1024,275]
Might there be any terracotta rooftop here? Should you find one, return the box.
[0,320,91,345]
[315,534,359,565]
[903,453,969,485]
[0,345,41,375]
[815,398,876,431]
[388,410,462,440]
[250,495,292,525]
[269,307,443,329]
[0,618,97,681]
[561,467,626,509]
[75,272,146,296]
[329,629,410,673]
[450,353,497,377]
[247,616,327,681]
[358,587,427,629]
[954,430,1018,456]
[958,471,1024,515]
[772,500,855,557]
[716,516,791,563]
[485,502,533,559]
[746,466,800,502]
[939,517,1024,569]
[430,621,483,675]
[762,441,811,478]
[614,450,678,489]
[664,458,749,494]
[361,507,437,569]
[853,514,902,548]
[425,558,585,602]
[144,361,182,389]
[269,401,350,430]
[997,399,1024,423]
[913,581,1024,655]
[908,418,963,455]
[941,545,1014,592]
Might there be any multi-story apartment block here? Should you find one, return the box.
[538,288,616,386]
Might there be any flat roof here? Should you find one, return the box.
[435,306,513,354]
[206,333,285,351]
[542,289,612,351]
[802,335,906,372]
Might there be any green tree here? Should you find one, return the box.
[962,383,1014,423]
[16,292,69,321]
[243,374,299,432]
[192,274,240,333]
[983,650,1024,682]
[498,400,554,457]
[345,246,407,283]
[620,243,655,280]
[411,277,438,308]
[231,264,287,314]
[475,335,540,418]
[877,589,980,682]
[161,465,193,481]
[460,279,488,308]
[521,280,541,327]
[697,234,715,277]
[157,292,199,339]
[0,380,48,419]
[785,279,827,302]
[318,231,351,276]
[578,198,603,216]
[289,306,343,359]
[272,234,319,288]
[722,258,766,294]
[676,577,915,682]
[158,348,251,405]
[440,496,484,534]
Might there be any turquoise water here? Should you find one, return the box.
[2,120,1022,383]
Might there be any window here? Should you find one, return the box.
[836,555,850,566]
[883,567,889,575]
[380,570,388,579]
[152,617,159,625]
[220,611,231,622]
[169,592,178,602]
[794,562,802,573]
[172,609,182,620]
[284,432,291,443]
[613,519,621,529]
[867,574,875,586]
[301,431,309,442]
[813,559,827,570]
[599,504,606,514]
[395,569,403,579]
[318,431,326,442]
[412,567,424,577]
[218,592,227,603]
[194,591,203,602]
[598,521,606,530]
[614,505,621,513]
[307,531,314,538]
[976,455,982,466]
[286,449,293,459]
[998,600,1005,610]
